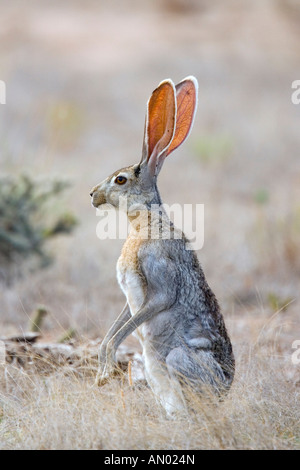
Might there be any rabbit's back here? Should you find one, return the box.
[138,238,234,375]
[138,237,221,326]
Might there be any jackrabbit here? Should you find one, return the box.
[90,76,234,415]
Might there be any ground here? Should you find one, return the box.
[0,0,299,449]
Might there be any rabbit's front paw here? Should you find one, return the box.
[94,361,116,386]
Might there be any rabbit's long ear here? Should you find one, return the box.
[141,79,176,177]
[166,76,198,156]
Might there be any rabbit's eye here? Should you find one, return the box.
[115,175,127,185]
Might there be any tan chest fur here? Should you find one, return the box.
[118,235,144,273]
[117,234,147,342]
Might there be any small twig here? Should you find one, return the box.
[57,327,77,343]
[28,306,48,333]
[120,389,126,410]
[128,360,133,387]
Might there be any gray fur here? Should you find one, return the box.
[90,76,234,413]
[138,238,235,389]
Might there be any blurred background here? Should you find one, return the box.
[0,0,299,347]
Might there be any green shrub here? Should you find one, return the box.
[0,174,77,283]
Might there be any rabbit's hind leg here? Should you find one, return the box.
[166,346,226,399]
[143,350,187,417]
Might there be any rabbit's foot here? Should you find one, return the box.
[94,362,113,386]
[94,360,122,386]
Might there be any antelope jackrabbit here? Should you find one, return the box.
[90,76,234,415]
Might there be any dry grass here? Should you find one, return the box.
[0,307,299,450]
[0,357,298,450]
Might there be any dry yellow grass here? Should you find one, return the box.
[0,306,299,450]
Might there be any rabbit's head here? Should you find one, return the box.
[90,77,198,215]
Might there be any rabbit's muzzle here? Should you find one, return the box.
[90,185,107,208]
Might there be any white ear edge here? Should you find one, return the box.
[141,76,198,170]
[176,75,199,143]
[144,78,177,163]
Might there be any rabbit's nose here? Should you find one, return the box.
[90,190,94,197]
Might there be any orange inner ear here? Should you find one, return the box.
[167,80,196,155]
[147,82,176,159]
